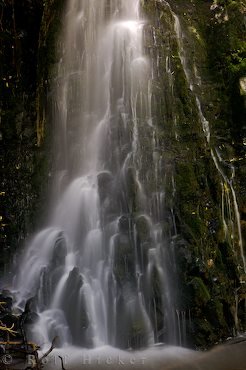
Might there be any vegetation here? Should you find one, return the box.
[142,0,245,347]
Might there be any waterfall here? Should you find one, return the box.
[13,0,177,349]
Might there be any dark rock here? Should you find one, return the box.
[97,171,113,201]
[51,232,67,267]
[118,215,129,233]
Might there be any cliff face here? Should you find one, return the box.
[0,0,65,274]
[0,0,245,348]
[0,0,43,274]
[142,0,246,347]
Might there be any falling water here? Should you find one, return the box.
[13,0,177,349]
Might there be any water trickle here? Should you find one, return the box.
[13,0,177,349]
[165,0,246,275]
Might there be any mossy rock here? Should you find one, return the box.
[190,277,211,306]
[175,163,199,201]
[206,299,228,332]
[128,319,149,349]
[192,318,217,348]
[135,216,151,242]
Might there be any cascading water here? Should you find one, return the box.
[13,0,177,349]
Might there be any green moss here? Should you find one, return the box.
[142,0,244,346]
[206,0,246,152]
[125,318,149,349]
[190,277,211,306]
[211,300,227,327]
[193,318,216,348]
[176,163,199,200]
[37,0,67,146]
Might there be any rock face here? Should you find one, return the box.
[1,0,245,348]
[0,0,43,274]
[240,77,246,96]
[0,0,65,275]
[141,0,246,347]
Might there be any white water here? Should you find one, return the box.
[39,341,246,370]
[13,0,178,349]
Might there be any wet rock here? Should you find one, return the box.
[20,297,39,341]
[59,267,89,347]
[22,311,39,326]
[190,277,210,306]
[128,318,149,349]
[174,236,192,265]
[0,291,13,315]
[66,267,83,292]
[239,77,246,96]
[118,215,129,233]
[51,232,67,267]
[136,216,151,242]
[114,234,135,283]
[125,167,137,212]
[97,171,113,201]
